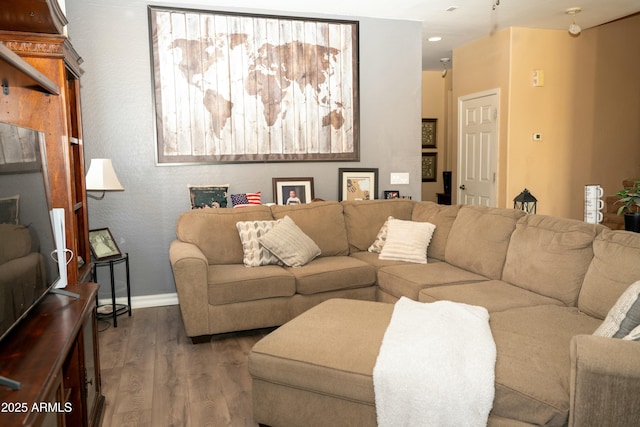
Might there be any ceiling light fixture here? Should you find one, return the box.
[440,58,450,78]
[428,36,442,42]
[566,7,582,36]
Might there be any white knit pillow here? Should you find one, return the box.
[593,280,640,339]
[236,219,283,267]
[258,216,321,267]
[368,216,394,253]
[379,219,436,264]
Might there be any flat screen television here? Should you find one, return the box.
[0,121,64,344]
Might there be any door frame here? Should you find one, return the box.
[457,88,500,206]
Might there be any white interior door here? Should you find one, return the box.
[457,90,499,206]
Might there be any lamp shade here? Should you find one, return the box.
[85,158,124,191]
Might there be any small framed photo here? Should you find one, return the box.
[89,228,122,260]
[384,191,400,199]
[272,177,314,205]
[339,168,379,201]
[422,153,438,182]
[421,118,437,148]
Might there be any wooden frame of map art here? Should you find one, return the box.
[148,6,360,164]
[422,153,437,182]
[421,118,437,148]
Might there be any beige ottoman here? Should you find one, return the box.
[249,298,394,426]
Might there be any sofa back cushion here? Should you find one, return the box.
[270,201,348,257]
[445,205,525,280]
[411,202,461,261]
[578,229,640,319]
[0,223,31,264]
[176,206,274,264]
[502,215,600,306]
[342,199,415,253]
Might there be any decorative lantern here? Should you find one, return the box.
[514,189,537,214]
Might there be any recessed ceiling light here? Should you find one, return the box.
[428,36,442,42]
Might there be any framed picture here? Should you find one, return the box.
[422,153,437,182]
[339,168,378,201]
[384,191,400,199]
[273,177,314,205]
[149,6,359,164]
[188,184,229,208]
[421,118,437,148]
[89,228,122,260]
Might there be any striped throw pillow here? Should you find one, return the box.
[258,216,321,267]
[379,219,436,264]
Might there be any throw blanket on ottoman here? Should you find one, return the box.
[373,297,496,427]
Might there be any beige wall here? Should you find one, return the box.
[449,15,640,219]
[421,71,448,202]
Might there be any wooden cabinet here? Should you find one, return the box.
[0,1,91,285]
[0,283,105,427]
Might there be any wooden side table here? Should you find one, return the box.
[92,253,131,327]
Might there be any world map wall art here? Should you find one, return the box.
[148,6,360,164]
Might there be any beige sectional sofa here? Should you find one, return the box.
[169,199,640,426]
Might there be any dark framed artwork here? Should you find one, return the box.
[149,6,359,164]
[273,177,314,205]
[384,191,400,199]
[422,153,437,182]
[89,228,122,260]
[339,168,378,201]
[421,118,437,149]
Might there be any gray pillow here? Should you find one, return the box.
[593,280,640,339]
[258,216,321,267]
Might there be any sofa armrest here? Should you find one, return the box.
[569,334,640,427]
[169,240,210,338]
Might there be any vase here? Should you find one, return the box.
[624,212,640,233]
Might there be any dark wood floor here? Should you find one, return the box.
[98,305,270,427]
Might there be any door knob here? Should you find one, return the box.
[459,185,466,190]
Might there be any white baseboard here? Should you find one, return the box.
[98,292,178,310]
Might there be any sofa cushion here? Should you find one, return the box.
[502,215,599,306]
[207,264,295,305]
[0,223,31,264]
[286,256,376,295]
[445,205,524,280]
[578,228,640,319]
[593,280,640,339]
[419,280,565,312]
[411,202,461,261]
[349,250,414,269]
[490,305,601,426]
[258,216,321,267]
[342,199,414,253]
[379,219,436,264]
[176,205,274,264]
[377,262,488,300]
[236,219,283,266]
[270,201,349,257]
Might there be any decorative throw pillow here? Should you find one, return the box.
[231,192,262,208]
[379,218,436,264]
[258,216,321,267]
[236,219,283,267]
[368,216,394,253]
[593,280,640,339]
[188,184,229,208]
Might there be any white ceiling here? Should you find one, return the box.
[192,0,640,70]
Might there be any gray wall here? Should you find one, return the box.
[65,0,422,301]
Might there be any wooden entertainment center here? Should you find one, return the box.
[0,2,104,426]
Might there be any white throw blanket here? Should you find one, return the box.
[373,297,496,427]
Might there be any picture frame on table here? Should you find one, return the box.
[89,228,122,260]
[273,177,315,205]
[421,118,437,148]
[338,168,379,201]
[422,153,437,182]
